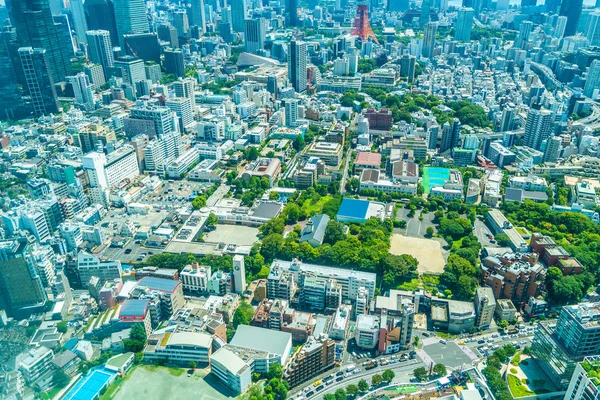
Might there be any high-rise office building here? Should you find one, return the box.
[454,7,474,42]
[123,33,161,64]
[546,0,561,13]
[0,27,26,120]
[288,40,307,93]
[84,0,119,45]
[440,118,461,153]
[157,24,179,48]
[286,0,298,26]
[86,30,114,79]
[420,0,432,26]
[285,98,299,127]
[70,0,88,45]
[7,0,73,83]
[113,0,149,47]
[584,60,600,99]
[543,136,562,162]
[585,11,600,46]
[515,20,533,49]
[114,55,146,87]
[0,238,48,318]
[554,16,567,39]
[523,108,554,150]
[173,10,190,38]
[19,47,59,116]
[399,54,416,83]
[422,22,437,59]
[69,72,95,111]
[560,0,583,37]
[244,18,267,53]
[230,0,248,32]
[499,107,515,132]
[532,302,600,388]
[188,0,206,32]
[164,48,185,78]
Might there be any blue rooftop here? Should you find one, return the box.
[119,299,149,318]
[137,276,180,293]
[337,198,370,220]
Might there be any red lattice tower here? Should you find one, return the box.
[351,0,379,44]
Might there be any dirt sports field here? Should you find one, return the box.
[389,234,446,274]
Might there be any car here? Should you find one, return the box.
[478,339,486,344]
[136,257,143,261]
[490,240,496,244]
[336,371,344,376]
[336,377,344,382]
[354,368,360,373]
[124,248,132,254]
[316,385,324,392]
[423,332,430,337]
[306,391,314,398]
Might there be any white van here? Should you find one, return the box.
[440,339,447,345]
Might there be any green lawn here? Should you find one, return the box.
[301,196,332,216]
[508,375,535,398]
[39,387,61,400]
[397,278,420,291]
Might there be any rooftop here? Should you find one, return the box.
[337,198,370,220]
[355,152,382,166]
[137,277,180,293]
[272,259,376,283]
[230,325,291,356]
[119,299,150,318]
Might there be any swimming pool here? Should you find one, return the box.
[422,167,450,194]
[63,368,116,400]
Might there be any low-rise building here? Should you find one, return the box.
[430,298,476,334]
[355,314,380,349]
[299,214,330,247]
[495,299,517,321]
[144,331,213,365]
[283,334,335,388]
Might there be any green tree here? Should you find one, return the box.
[245,146,260,161]
[382,369,395,382]
[433,363,447,377]
[189,361,197,370]
[494,233,511,247]
[53,369,70,388]
[346,384,359,397]
[358,379,369,392]
[324,220,347,244]
[324,395,336,400]
[285,203,301,224]
[335,388,347,400]
[498,320,509,329]
[293,135,306,151]
[268,363,283,379]
[371,374,383,386]
[56,320,68,333]
[207,212,218,227]
[425,226,434,237]
[233,301,254,328]
[192,195,207,209]
[413,367,429,381]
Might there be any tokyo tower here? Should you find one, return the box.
[351,0,379,44]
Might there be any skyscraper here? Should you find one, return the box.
[157,24,179,48]
[515,20,533,49]
[286,0,298,27]
[230,0,248,32]
[422,22,437,59]
[113,0,149,47]
[164,48,185,78]
[585,12,600,48]
[0,27,26,120]
[114,55,146,87]
[400,54,416,83]
[7,0,73,82]
[19,47,59,116]
[244,18,267,53]
[543,136,562,162]
[440,118,461,153]
[69,72,95,111]
[560,0,583,37]
[288,40,307,93]
[554,16,567,39]
[173,10,190,38]
[86,30,114,80]
[0,238,48,318]
[285,98,299,127]
[499,107,515,132]
[523,108,554,150]
[420,0,432,26]
[70,0,88,45]
[188,0,206,33]
[84,0,119,46]
[454,7,474,42]
[584,60,600,99]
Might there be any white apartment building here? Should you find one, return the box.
[144,331,212,365]
[210,347,253,394]
[180,264,211,293]
[355,314,380,349]
[77,251,122,286]
[166,147,199,178]
[508,175,549,192]
[16,347,54,383]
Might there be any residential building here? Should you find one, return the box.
[523,108,554,151]
[355,314,380,349]
[495,299,517,321]
[303,142,342,166]
[508,176,549,191]
[430,298,476,334]
[232,255,246,294]
[210,346,253,394]
[288,40,307,93]
[76,251,122,286]
[283,335,335,388]
[180,263,211,294]
[474,287,496,330]
[15,346,54,384]
[564,356,600,400]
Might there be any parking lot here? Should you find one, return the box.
[203,225,260,246]
[473,219,502,248]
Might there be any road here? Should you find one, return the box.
[339,147,353,195]
[206,184,230,206]
[473,219,501,249]
[297,359,425,399]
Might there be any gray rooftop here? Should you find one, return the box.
[230,325,291,356]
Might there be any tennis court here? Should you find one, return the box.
[64,368,116,400]
[422,167,450,194]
